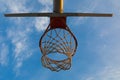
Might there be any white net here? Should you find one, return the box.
[39,24,77,71]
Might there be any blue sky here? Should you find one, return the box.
[0,0,120,80]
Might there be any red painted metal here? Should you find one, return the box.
[50,17,66,29]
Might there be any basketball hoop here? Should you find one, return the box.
[39,17,77,71]
[5,0,112,72]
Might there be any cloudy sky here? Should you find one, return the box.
[0,0,120,80]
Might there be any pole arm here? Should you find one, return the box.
[4,13,113,17]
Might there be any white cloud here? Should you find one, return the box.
[1,0,51,76]
[0,0,52,75]
[35,0,52,31]
[35,8,50,31]
[2,0,119,79]
[0,43,9,66]
[0,0,28,13]
[73,0,100,25]
[84,66,120,80]
[30,70,51,80]
[92,0,120,66]
[35,17,49,31]
[38,0,52,6]
[79,0,120,80]
[7,25,33,75]
[1,0,52,32]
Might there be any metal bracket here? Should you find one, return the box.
[4,13,112,17]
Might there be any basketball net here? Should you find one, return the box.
[39,17,77,71]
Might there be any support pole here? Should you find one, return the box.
[53,0,63,13]
[4,0,113,17]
